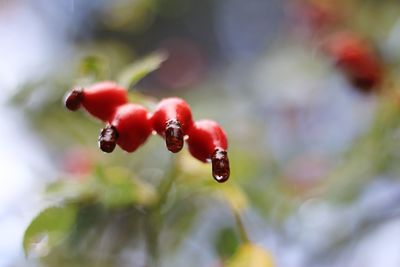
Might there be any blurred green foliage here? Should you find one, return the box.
[18,53,266,266]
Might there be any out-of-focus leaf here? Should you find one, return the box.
[99,180,137,208]
[45,179,96,202]
[67,203,104,248]
[97,166,157,208]
[162,197,199,250]
[134,178,158,206]
[127,90,158,110]
[218,184,248,213]
[79,55,109,80]
[117,52,167,88]
[46,166,157,209]
[215,227,240,259]
[11,80,43,106]
[23,206,77,258]
[227,244,274,267]
[178,150,210,182]
[104,0,155,32]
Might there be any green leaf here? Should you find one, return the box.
[215,227,240,259]
[45,179,97,202]
[23,206,78,258]
[96,166,157,208]
[117,52,167,88]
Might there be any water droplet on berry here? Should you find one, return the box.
[165,119,184,153]
[65,87,83,111]
[211,148,230,183]
[98,125,118,153]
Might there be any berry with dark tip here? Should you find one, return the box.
[211,148,230,183]
[187,120,230,182]
[108,103,152,153]
[66,81,128,121]
[323,32,383,93]
[65,87,83,111]
[151,97,193,153]
[65,82,231,183]
[98,125,118,153]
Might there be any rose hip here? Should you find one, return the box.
[151,97,193,153]
[65,81,128,121]
[324,32,383,93]
[187,120,230,182]
[98,103,152,153]
[65,81,231,183]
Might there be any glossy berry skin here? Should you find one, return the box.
[187,120,230,182]
[151,97,193,153]
[65,81,128,122]
[324,32,383,92]
[82,81,129,121]
[187,120,227,162]
[110,103,152,153]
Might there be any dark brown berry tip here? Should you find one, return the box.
[98,125,118,153]
[165,119,184,153]
[211,148,230,183]
[351,76,377,93]
[65,87,84,111]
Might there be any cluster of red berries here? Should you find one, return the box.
[288,1,384,93]
[323,32,383,93]
[64,81,230,183]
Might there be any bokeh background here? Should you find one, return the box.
[1,0,400,266]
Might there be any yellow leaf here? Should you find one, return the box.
[178,150,210,181]
[219,184,248,213]
[133,178,157,206]
[227,244,275,267]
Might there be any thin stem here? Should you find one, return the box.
[144,213,160,267]
[144,156,180,267]
[233,211,250,243]
[156,156,179,208]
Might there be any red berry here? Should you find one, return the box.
[151,97,193,153]
[99,103,152,153]
[66,81,129,121]
[187,120,230,182]
[324,32,383,92]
